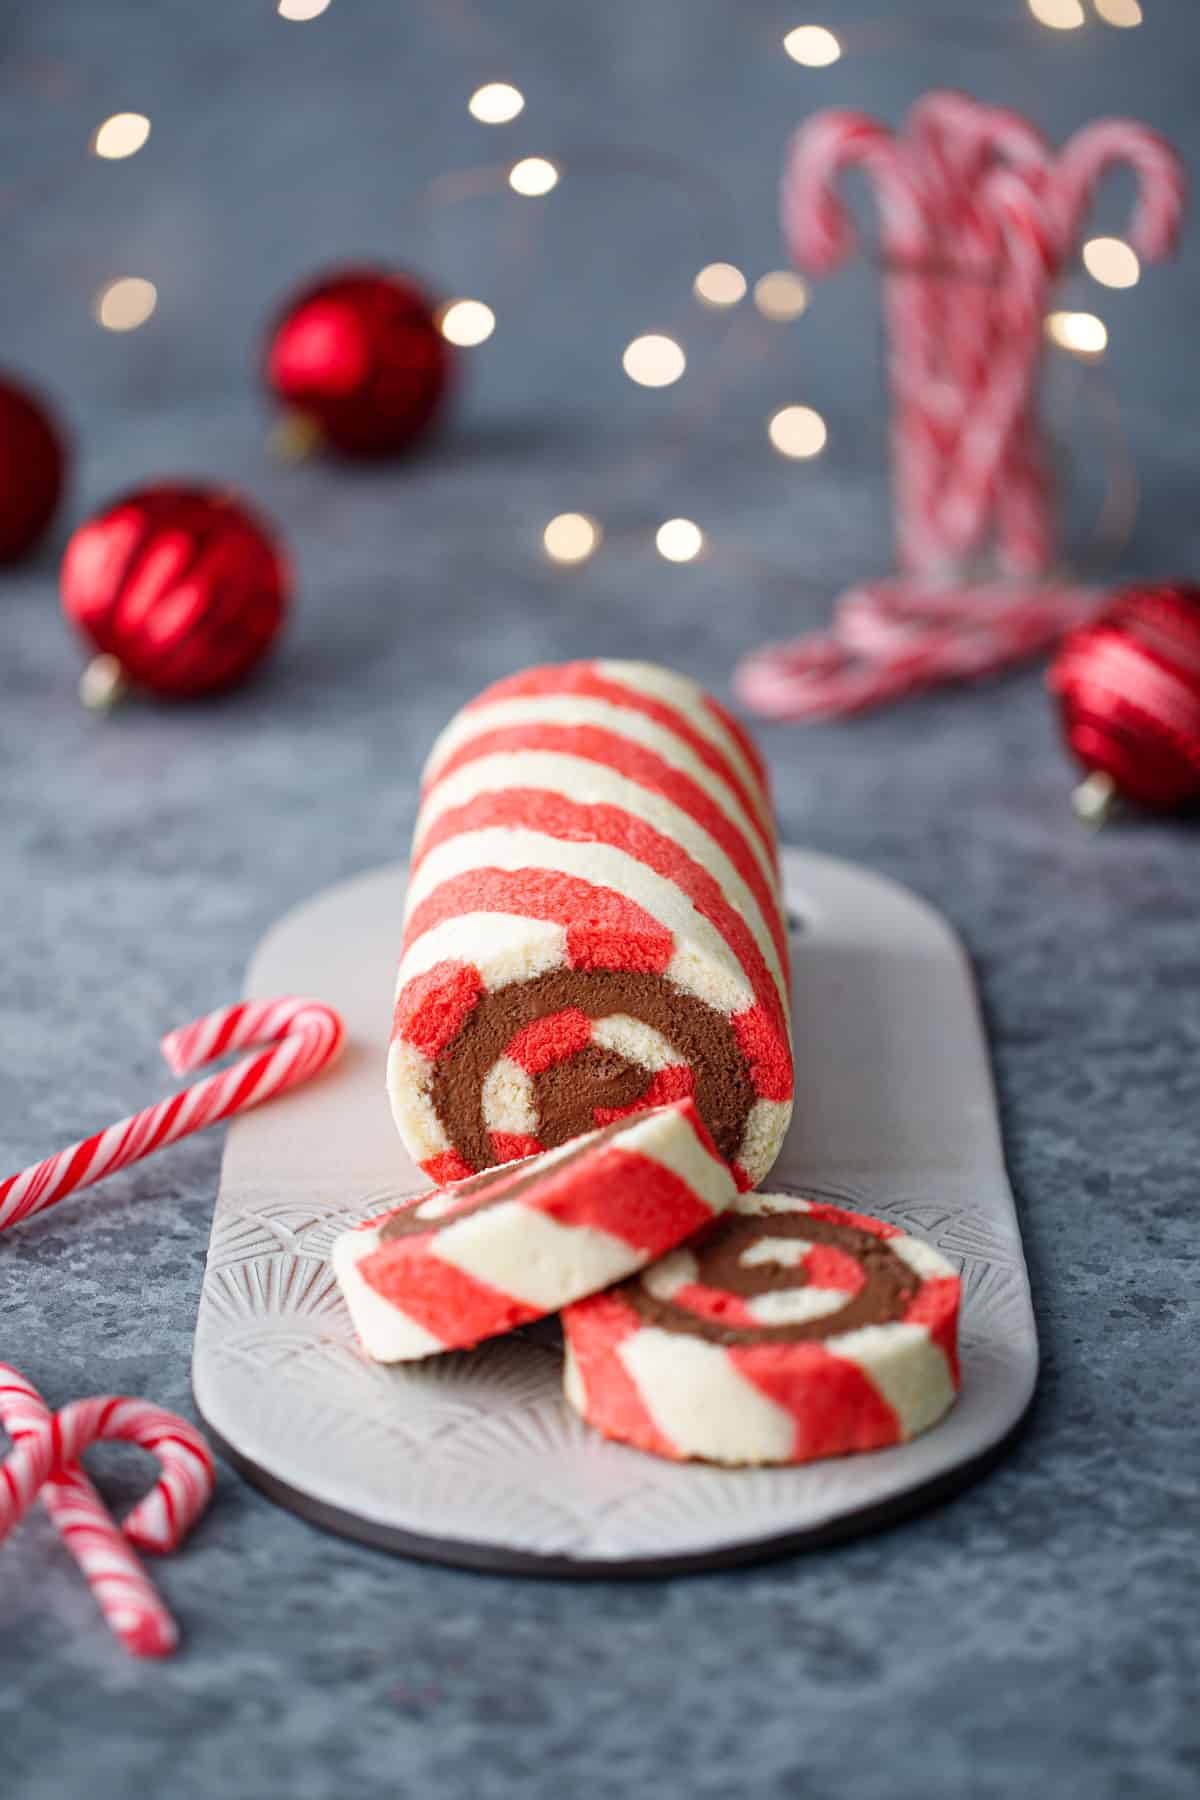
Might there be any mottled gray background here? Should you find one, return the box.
[2,1,1198,1796]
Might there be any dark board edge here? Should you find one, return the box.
[194,1376,1038,1581]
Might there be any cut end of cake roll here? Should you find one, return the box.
[389,659,794,1190]
[333,1098,737,1362]
[561,1192,961,1466]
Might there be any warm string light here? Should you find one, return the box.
[1094,0,1142,22]
[622,334,686,388]
[543,513,600,563]
[94,277,157,332]
[753,271,809,321]
[693,262,747,308]
[468,82,524,124]
[1083,236,1140,288]
[1027,0,1085,27]
[656,519,704,562]
[1046,310,1108,356]
[438,298,496,346]
[509,157,558,196]
[769,405,827,459]
[782,25,842,66]
[277,0,332,17]
[91,113,151,160]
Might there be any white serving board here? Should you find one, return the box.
[192,852,1037,1574]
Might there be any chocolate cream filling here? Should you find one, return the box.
[377,1115,654,1241]
[429,968,756,1171]
[624,1212,919,1345]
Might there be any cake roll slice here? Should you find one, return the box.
[333,1099,736,1362]
[390,659,794,1190]
[562,1193,960,1465]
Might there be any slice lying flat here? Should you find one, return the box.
[332,1099,736,1362]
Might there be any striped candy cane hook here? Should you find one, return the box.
[0,1363,215,1658]
[0,996,345,1233]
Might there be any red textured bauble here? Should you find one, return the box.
[61,484,289,702]
[264,266,451,458]
[0,373,66,562]
[1048,584,1200,817]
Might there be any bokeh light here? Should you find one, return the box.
[91,113,151,159]
[278,0,332,18]
[544,514,601,563]
[1027,0,1085,28]
[656,519,704,562]
[1094,0,1142,22]
[469,83,525,124]
[509,157,559,196]
[1045,311,1107,356]
[693,263,747,308]
[623,335,686,388]
[768,405,827,459]
[439,299,496,346]
[1082,237,1140,288]
[94,277,157,331]
[783,25,842,65]
[753,272,809,321]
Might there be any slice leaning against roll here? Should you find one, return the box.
[562,1192,961,1466]
[332,1099,736,1362]
[389,659,794,1191]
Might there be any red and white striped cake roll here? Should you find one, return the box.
[562,1192,960,1465]
[332,1100,736,1362]
[389,660,793,1191]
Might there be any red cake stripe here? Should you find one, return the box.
[505,1007,594,1074]
[392,960,484,1057]
[421,1148,477,1183]
[413,787,789,1044]
[488,1131,545,1163]
[521,1143,717,1252]
[730,1341,902,1460]
[904,1276,962,1384]
[731,1004,794,1103]
[357,1234,541,1341]
[562,1292,679,1460]
[401,868,675,976]
[804,1243,866,1294]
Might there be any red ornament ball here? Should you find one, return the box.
[0,373,66,563]
[1048,584,1200,818]
[61,484,289,702]
[264,266,451,458]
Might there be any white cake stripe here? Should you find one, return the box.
[617,1329,798,1464]
[395,912,568,994]
[590,1014,681,1072]
[481,1057,537,1136]
[825,1323,957,1439]
[433,1206,642,1311]
[594,659,772,823]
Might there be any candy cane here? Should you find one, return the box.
[932,168,1058,570]
[0,1363,214,1658]
[734,577,1102,721]
[0,995,344,1233]
[1051,119,1185,261]
[906,94,1057,574]
[781,110,939,575]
